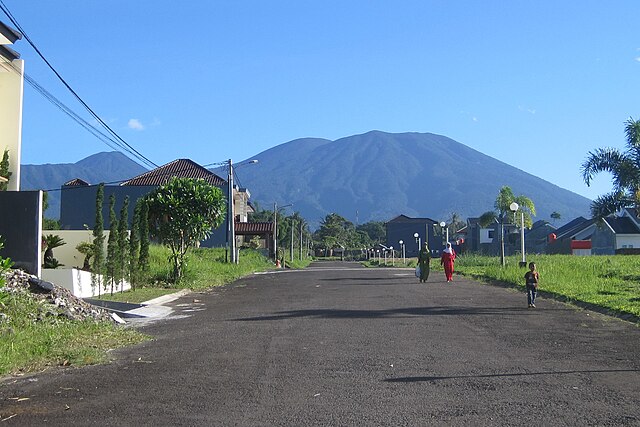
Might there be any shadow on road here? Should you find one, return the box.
[232,306,569,321]
[384,368,639,383]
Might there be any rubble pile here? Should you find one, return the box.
[1,269,114,323]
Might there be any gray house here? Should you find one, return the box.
[59,159,271,251]
[385,215,440,257]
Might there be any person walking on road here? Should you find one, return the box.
[417,242,431,283]
[524,261,540,308]
[441,242,456,282]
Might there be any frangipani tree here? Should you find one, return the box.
[146,177,226,282]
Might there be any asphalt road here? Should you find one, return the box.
[2,262,639,426]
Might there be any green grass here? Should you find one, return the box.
[0,245,279,376]
[454,254,640,319]
[0,293,147,376]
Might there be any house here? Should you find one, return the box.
[523,220,556,254]
[385,215,440,257]
[59,159,273,254]
[465,217,519,256]
[591,209,640,255]
[547,217,594,255]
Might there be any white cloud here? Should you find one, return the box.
[635,57,640,62]
[128,118,145,131]
[518,105,536,115]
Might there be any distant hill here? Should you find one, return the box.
[20,132,593,226]
[20,152,148,219]
[237,131,592,227]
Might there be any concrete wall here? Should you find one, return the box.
[42,229,110,269]
[42,268,130,298]
[0,58,23,191]
[0,190,42,276]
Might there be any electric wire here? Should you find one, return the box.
[0,1,158,169]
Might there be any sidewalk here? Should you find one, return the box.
[85,289,191,324]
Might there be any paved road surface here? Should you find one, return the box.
[2,262,639,426]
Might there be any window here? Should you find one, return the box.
[488,230,495,239]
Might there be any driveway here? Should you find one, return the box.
[1,262,639,426]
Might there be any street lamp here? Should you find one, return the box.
[439,221,449,246]
[273,202,292,265]
[414,232,421,255]
[399,240,405,265]
[227,159,258,263]
[510,202,526,267]
[390,246,394,266]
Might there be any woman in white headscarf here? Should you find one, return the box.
[440,242,456,282]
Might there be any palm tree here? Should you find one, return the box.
[582,118,640,219]
[43,234,66,269]
[479,186,536,266]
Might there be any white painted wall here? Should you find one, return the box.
[479,229,493,244]
[42,268,130,298]
[43,230,111,269]
[0,58,23,191]
[616,235,640,249]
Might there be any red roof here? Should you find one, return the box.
[120,159,225,187]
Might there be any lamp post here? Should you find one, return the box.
[414,232,421,256]
[273,202,292,265]
[439,221,449,246]
[510,202,526,267]
[390,246,394,266]
[226,159,258,264]
[399,240,405,265]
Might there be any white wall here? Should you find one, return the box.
[42,268,130,298]
[616,235,640,249]
[43,230,111,269]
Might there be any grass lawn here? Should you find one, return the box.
[454,254,640,319]
[0,246,291,376]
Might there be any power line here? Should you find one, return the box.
[0,1,159,169]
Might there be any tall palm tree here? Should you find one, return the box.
[582,118,640,219]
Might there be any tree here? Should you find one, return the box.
[478,186,536,266]
[550,211,561,225]
[129,198,141,290]
[43,234,65,268]
[0,149,11,191]
[106,194,118,295]
[117,196,129,292]
[138,198,150,273]
[581,117,640,219]
[313,213,356,255]
[356,221,386,246]
[146,177,226,282]
[92,184,106,295]
[76,241,95,271]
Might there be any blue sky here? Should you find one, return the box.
[3,1,639,201]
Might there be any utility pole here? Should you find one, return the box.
[227,159,236,263]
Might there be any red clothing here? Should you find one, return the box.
[440,250,456,281]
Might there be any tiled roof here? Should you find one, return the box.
[386,215,437,224]
[604,217,640,234]
[120,159,226,187]
[234,222,274,234]
[63,178,90,186]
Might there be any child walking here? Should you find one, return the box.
[524,262,539,308]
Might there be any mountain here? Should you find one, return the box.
[20,131,593,226]
[20,152,148,219]
[237,131,592,227]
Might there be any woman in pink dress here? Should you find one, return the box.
[440,242,456,282]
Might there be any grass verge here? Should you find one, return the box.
[455,254,640,320]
